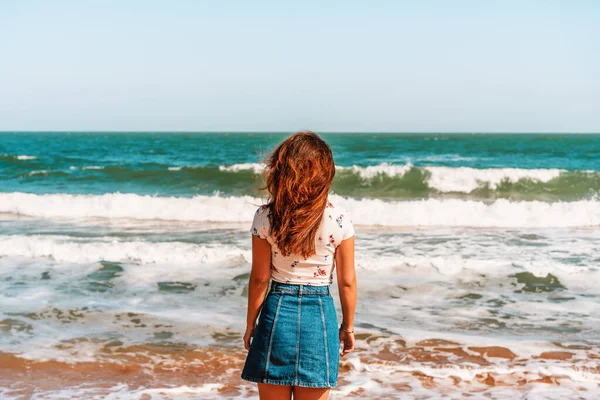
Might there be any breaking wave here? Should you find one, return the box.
[1,192,598,228]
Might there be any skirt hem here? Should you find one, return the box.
[240,374,335,388]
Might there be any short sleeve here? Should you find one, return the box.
[341,210,355,241]
[250,206,269,239]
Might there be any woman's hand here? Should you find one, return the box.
[339,328,355,357]
[243,324,256,351]
[335,237,356,358]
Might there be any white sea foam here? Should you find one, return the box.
[27,170,49,176]
[218,162,265,174]
[220,162,413,178]
[336,162,414,179]
[336,196,600,228]
[2,226,600,399]
[10,379,600,400]
[339,163,563,192]
[425,166,562,192]
[0,192,261,223]
[1,192,598,227]
[0,235,249,264]
[220,162,567,193]
[16,155,37,160]
[69,165,104,171]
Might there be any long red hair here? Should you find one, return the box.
[264,131,335,258]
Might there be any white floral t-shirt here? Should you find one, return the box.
[250,199,355,286]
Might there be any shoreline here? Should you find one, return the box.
[2,335,598,399]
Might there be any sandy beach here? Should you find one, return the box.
[2,336,599,398]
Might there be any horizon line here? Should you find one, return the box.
[1,130,599,135]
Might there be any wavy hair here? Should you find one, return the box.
[263,131,335,258]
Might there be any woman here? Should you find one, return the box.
[241,131,357,400]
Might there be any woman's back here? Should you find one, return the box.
[251,199,354,286]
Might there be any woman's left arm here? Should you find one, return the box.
[243,234,272,350]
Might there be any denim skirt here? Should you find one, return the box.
[241,281,340,388]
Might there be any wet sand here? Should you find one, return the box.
[2,336,598,399]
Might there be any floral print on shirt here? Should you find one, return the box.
[249,199,354,285]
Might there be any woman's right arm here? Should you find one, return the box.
[335,236,356,357]
[243,234,271,350]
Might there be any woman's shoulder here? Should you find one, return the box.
[255,204,270,215]
[253,204,271,224]
[251,204,271,239]
[324,198,354,241]
[324,199,353,225]
[325,199,350,215]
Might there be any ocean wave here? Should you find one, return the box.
[20,170,70,179]
[339,196,600,228]
[8,161,599,200]
[415,154,479,163]
[0,235,247,264]
[337,162,414,179]
[218,162,600,200]
[1,192,598,227]
[27,170,49,176]
[222,162,572,187]
[218,163,264,174]
[0,154,38,161]
[225,162,568,192]
[68,165,107,170]
[424,166,563,192]
[0,192,260,222]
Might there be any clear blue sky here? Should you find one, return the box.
[1,0,598,132]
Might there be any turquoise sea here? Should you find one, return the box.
[1,132,600,399]
[2,132,600,200]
